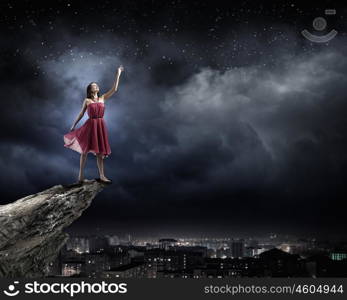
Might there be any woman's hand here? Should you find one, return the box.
[117,65,124,76]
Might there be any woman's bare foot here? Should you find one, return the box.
[99,175,112,183]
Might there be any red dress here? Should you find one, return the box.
[63,101,111,159]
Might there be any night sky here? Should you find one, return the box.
[1,0,347,239]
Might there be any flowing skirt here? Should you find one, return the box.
[64,118,111,159]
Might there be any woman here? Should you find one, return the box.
[63,65,124,184]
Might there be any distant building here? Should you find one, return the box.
[193,257,261,278]
[244,239,260,257]
[144,248,204,278]
[259,248,307,277]
[61,261,85,276]
[279,242,309,255]
[60,248,86,276]
[101,262,145,278]
[84,251,131,278]
[66,236,90,254]
[244,246,263,257]
[216,247,231,258]
[88,235,109,253]
[158,238,178,250]
[306,253,347,277]
[329,249,347,261]
[229,239,245,258]
[107,235,120,246]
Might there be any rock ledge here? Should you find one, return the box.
[0,179,107,277]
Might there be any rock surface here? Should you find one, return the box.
[0,179,108,277]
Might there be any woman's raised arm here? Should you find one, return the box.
[101,65,124,101]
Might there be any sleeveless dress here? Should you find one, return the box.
[63,100,111,159]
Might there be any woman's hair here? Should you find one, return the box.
[86,82,100,99]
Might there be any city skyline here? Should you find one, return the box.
[49,230,347,278]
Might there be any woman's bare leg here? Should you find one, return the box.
[96,153,111,181]
[78,153,88,181]
[96,153,104,177]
